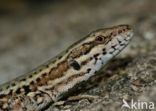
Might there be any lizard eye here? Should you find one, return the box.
[96,35,104,42]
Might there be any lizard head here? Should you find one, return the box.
[68,24,134,71]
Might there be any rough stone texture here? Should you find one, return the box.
[0,0,155,111]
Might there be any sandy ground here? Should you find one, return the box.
[0,0,155,111]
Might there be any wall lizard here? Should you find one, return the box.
[0,24,134,111]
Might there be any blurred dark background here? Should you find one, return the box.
[0,0,58,13]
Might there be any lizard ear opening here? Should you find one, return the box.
[69,60,81,70]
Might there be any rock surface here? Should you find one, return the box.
[0,0,155,111]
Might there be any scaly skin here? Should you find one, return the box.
[0,24,134,111]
